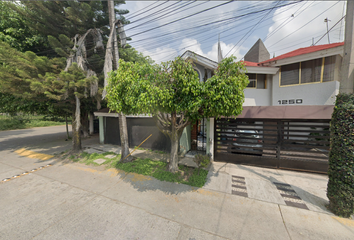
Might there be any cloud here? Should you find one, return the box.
[139,46,178,64]
[178,38,244,62]
[264,1,346,56]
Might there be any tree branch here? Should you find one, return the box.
[153,115,171,137]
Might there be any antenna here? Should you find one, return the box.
[324,18,331,44]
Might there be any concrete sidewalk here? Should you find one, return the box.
[2,137,354,239]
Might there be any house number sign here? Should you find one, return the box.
[278,99,303,105]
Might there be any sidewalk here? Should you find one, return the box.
[3,138,352,239]
[81,142,354,237]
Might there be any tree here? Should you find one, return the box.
[0,2,48,53]
[0,41,64,98]
[106,56,248,172]
[327,1,354,218]
[31,63,97,151]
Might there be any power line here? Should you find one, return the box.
[126,1,183,28]
[263,0,314,43]
[128,1,298,49]
[125,1,168,20]
[126,1,235,39]
[125,1,200,32]
[225,0,282,58]
[315,15,345,45]
[267,1,340,48]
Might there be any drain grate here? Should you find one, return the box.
[231,175,248,197]
[273,182,309,210]
[1,164,52,184]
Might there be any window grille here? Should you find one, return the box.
[323,56,335,82]
[301,59,322,83]
[281,63,300,86]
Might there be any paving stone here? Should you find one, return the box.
[93,158,106,165]
[178,157,198,168]
[105,155,116,159]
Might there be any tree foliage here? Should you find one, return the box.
[0,2,47,53]
[327,93,354,217]
[106,56,248,172]
[0,41,65,98]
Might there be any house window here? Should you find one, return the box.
[246,73,266,89]
[280,63,299,86]
[247,74,256,88]
[323,56,335,82]
[301,58,322,84]
[280,56,336,86]
[194,68,202,82]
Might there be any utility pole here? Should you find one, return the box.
[108,0,131,161]
[324,18,331,44]
[340,1,354,94]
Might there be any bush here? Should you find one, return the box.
[194,154,211,168]
[327,93,354,217]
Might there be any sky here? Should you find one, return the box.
[120,1,346,64]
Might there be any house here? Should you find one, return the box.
[211,40,343,173]
[94,39,343,173]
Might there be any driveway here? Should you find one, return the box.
[0,126,353,239]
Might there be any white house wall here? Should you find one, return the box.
[243,74,273,106]
[193,62,206,82]
[271,72,340,106]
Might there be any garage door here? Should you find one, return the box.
[214,118,330,174]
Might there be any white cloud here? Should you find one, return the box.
[264,1,346,56]
[178,38,204,55]
[178,38,244,62]
[139,46,178,64]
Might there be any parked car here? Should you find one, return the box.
[220,128,262,156]
[231,129,263,156]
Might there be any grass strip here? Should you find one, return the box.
[115,158,208,188]
[66,152,209,188]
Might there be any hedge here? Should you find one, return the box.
[327,93,354,217]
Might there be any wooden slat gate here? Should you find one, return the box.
[214,118,330,174]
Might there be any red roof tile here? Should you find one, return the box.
[259,42,344,65]
[241,60,259,67]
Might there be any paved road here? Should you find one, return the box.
[0,126,354,239]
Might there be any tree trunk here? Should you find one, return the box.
[72,95,82,151]
[169,112,179,173]
[119,113,132,162]
[65,114,70,140]
[81,111,89,138]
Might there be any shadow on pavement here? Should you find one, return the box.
[237,165,330,213]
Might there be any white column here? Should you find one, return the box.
[89,113,94,134]
[99,116,104,144]
[209,118,215,161]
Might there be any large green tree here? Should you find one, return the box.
[0,41,64,98]
[106,56,248,172]
[0,2,47,53]
[31,63,98,150]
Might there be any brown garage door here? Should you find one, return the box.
[214,118,330,174]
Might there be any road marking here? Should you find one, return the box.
[1,164,52,184]
[15,148,54,161]
[332,216,354,227]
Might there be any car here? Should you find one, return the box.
[231,129,263,156]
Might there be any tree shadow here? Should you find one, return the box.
[237,164,331,213]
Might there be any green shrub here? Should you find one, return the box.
[327,93,354,217]
[194,154,210,168]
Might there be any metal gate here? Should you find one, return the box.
[214,118,330,174]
